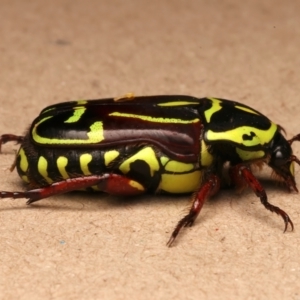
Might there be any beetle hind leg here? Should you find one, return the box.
[167,173,221,247]
[0,173,146,204]
[0,134,24,152]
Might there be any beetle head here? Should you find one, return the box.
[268,131,300,191]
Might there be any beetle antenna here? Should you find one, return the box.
[288,133,300,145]
[278,125,286,136]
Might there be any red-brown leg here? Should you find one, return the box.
[230,164,293,232]
[167,173,221,247]
[0,134,24,152]
[0,173,145,204]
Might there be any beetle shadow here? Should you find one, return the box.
[0,176,295,233]
[0,189,191,213]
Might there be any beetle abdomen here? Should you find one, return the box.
[16,133,203,194]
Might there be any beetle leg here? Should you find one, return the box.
[230,164,294,232]
[0,134,24,152]
[0,173,145,204]
[167,173,221,247]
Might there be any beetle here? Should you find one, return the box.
[0,95,299,246]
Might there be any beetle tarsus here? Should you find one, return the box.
[166,213,197,247]
[167,174,220,247]
[236,165,294,232]
[0,191,30,200]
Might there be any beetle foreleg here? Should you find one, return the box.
[167,173,221,247]
[0,174,145,204]
[232,165,294,232]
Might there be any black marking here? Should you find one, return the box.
[202,99,272,132]
[127,160,161,192]
[242,131,256,141]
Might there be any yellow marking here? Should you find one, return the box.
[104,150,120,166]
[80,154,92,175]
[38,156,53,184]
[32,118,104,144]
[158,101,199,107]
[206,122,277,147]
[160,171,201,193]
[164,160,194,173]
[41,100,87,115]
[57,156,69,179]
[87,122,104,143]
[235,105,259,115]
[109,112,199,124]
[114,92,135,102]
[119,147,160,177]
[205,98,222,123]
[290,162,295,177]
[35,115,53,125]
[21,175,30,183]
[200,140,214,167]
[77,100,87,105]
[18,148,29,172]
[41,107,55,114]
[236,148,265,161]
[92,186,101,191]
[160,156,170,166]
[64,107,86,123]
[129,180,145,191]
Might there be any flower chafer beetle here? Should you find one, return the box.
[0,95,300,246]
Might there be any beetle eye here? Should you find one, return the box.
[272,149,287,166]
[275,150,283,158]
[269,131,292,167]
